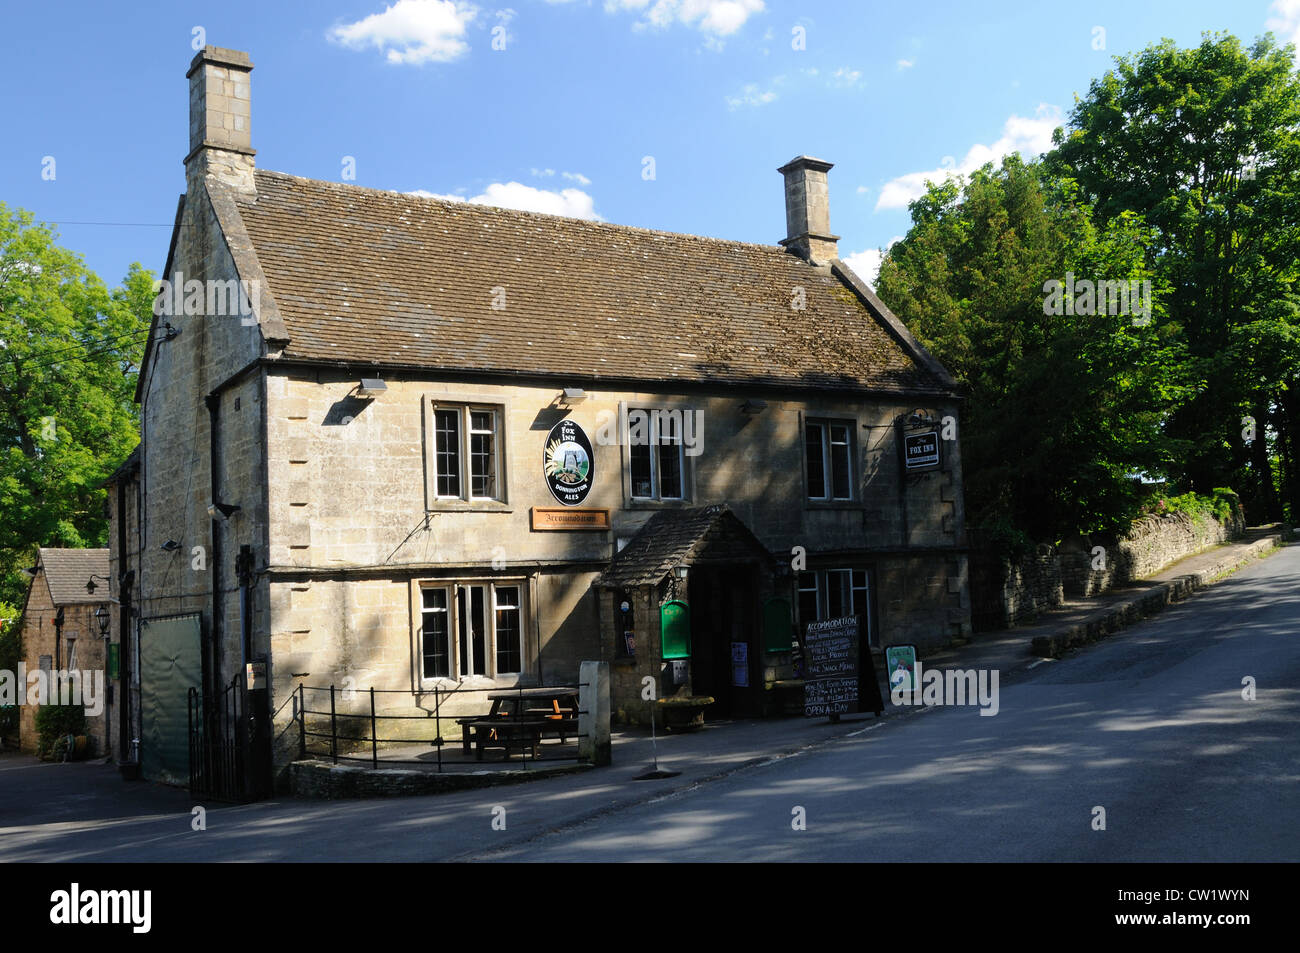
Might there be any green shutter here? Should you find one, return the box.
[762,597,794,653]
[660,601,691,660]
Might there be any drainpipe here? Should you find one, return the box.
[117,477,133,765]
[204,393,223,702]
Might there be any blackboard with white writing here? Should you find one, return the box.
[803,615,884,718]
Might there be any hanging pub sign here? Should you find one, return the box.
[902,429,940,472]
[543,418,594,505]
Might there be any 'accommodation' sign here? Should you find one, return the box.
[803,616,859,717]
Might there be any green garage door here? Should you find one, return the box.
[139,614,202,785]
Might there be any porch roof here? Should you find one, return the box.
[598,504,777,589]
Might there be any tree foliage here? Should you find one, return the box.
[877,156,1183,542]
[1047,31,1300,521]
[0,204,153,605]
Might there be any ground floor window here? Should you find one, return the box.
[419,579,527,682]
[795,568,874,645]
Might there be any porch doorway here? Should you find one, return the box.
[688,566,759,718]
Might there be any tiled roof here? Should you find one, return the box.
[38,548,110,606]
[599,504,775,588]
[231,171,950,394]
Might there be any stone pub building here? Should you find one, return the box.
[107,46,971,787]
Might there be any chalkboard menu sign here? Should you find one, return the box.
[803,615,884,718]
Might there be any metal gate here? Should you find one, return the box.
[189,671,269,802]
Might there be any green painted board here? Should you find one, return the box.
[762,597,794,653]
[660,601,691,659]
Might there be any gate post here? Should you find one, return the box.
[578,660,611,766]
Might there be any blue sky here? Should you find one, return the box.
[1,0,1294,289]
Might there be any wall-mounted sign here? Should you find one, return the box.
[731,642,749,687]
[661,600,691,660]
[544,419,594,505]
[902,430,940,471]
[530,507,610,531]
[762,597,794,653]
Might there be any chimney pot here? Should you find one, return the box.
[778,155,839,265]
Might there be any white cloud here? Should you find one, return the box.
[897,58,914,70]
[725,81,778,109]
[1267,1,1300,60]
[874,104,1062,211]
[830,67,862,87]
[855,185,870,195]
[842,237,902,289]
[530,168,593,185]
[408,182,602,219]
[329,0,479,65]
[604,0,764,36]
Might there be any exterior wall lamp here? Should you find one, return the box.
[161,539,181,552]
[208,502,241,520]
[560,387,588,404]
[86,573,112,595]
[356,378,387,398]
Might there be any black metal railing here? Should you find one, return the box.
[189,672,248,801]
[292,683,590,772]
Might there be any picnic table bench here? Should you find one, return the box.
[457,686,580,755]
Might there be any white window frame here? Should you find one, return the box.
[795,568,874,646]
[426,400,507,506]
[416,578,528,688]
[805,418,855,502]
[626,405,689,502]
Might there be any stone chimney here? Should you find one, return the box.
[185,46,255,194]
[778,155,839,265]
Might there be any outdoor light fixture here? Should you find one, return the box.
[85,573,111,595]
[904,409,936,428]
[740,399,768,415]
[94,604,110,637]
[676,567,689,579]
[208,501,241,520]
[356,378,387,398]
[559,387,588,405]
[161,539,181,552]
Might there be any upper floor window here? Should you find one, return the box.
[431,404,502,502]
[805,419,854,501]
[629,407,686,501]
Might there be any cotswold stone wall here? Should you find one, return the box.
[972,509,1245,630]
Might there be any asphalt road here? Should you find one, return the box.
[480,542,1300,862]
[1,543,1296,862]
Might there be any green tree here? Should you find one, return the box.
[876,155,1184,543]
[1047,32,1300,521]
[0,203,153,605]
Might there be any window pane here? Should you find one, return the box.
[657,413,684,499]
[830,424,852,499]
[421,589,449,679]
[630,441,653,499]
[470,585,486,675]
[494,586,521,674]
[434,409,461,498]
[469,411,496,499]
[805,424,827,499]
[796,572,819,630]
[826,569,852,619]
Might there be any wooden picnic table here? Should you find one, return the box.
[458,687,581,754]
